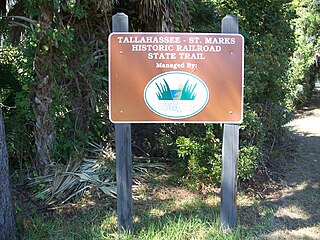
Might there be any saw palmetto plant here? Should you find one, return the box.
[27,142,164,205]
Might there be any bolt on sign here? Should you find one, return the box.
[109,33,244,123]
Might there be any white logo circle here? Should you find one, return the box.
[144,71,209,119]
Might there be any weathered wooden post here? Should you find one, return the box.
[220,14,240,230]
[112,13,133,233]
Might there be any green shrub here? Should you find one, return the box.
[176,127,222,185]
[176,130,262,185]
[238,144,262,180]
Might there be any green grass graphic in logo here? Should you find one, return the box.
[180,80,197,100]
[156,78,198,100]
[156,79,173,100]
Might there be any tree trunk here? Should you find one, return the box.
[0,107,17,240]
[0,0,6,16]
[33,1,54,175]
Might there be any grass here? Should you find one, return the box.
[16,168,276,240]
[17,198,269,240]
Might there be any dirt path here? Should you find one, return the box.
[263,88,320,239]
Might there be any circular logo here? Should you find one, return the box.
[144,71,209,119]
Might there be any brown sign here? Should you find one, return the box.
[109,33,244,123]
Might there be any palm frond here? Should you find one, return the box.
[3,15,36,25]
[27,143,164,205]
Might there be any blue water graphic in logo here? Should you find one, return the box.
[171,90,182,100]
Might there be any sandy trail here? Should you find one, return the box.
[263,88,320,239]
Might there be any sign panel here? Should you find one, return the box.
[109,33,244,123]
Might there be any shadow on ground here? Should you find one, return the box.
[241,88,320,239]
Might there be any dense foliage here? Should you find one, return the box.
[290,0,320,104]
[1,0,319,195]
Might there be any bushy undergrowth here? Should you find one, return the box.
[176,128,222,184]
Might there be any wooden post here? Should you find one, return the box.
[220,14,240,231]
[112,13,133,233]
